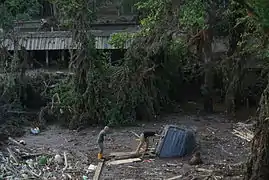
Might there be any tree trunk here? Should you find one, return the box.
[245,82,269,180]
[202,2,216,113]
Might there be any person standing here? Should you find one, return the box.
[97,126,110,160]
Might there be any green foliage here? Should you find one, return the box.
[233,0,269,59]
[109,32,135,49]
[135,0,166,32]
[248,0,269,29]
[0,75,20,104]
[0,0,41,29]
[50,0,95,27]
[179,0,206,31]
[56,0,194,126]
[49,78,75,106]
[169,39,201,82]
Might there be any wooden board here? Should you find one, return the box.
[109,151,136,157]
[93,160,105,180]
[109,151,141,160]
[109,151,156,160]
[166,175,183,180]
[107,158,142,165]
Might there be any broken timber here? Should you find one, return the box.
[130,131,140,138]
[107,158,142,165]
[109,151,156,160]
[166,175,183,180]
[93,160,105,180]
[109,151,139,160]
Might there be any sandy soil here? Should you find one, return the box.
[11,113,250,180]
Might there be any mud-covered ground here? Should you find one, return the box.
[9,113,250,180]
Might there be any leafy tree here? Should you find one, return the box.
[231,0,269,179]
[0,0,41,29]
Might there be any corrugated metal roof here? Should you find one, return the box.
[1,30,138,50]
[156,125,196,158]
[2,34,75,50]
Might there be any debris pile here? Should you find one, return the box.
[0,137,96,180]
[232,122,254,142]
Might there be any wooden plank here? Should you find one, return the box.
[7,147,19,164]
[109,151,136,157]
[166,175,183,180]
[109,151,141,160]
[109,151,155,160]
[130,131,140,138]
[107,158,142,165]
[114,154,140,160]
[93,160,105,180]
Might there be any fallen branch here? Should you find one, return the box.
[236,122,254,128]
[62,151,68,172]
[109,151,141,160]
[107,158,141,165]
[51,93,61,110]
[166,175,183,180]
[5,164,20,176]
[7,110,38,115]
[26,168,41,178]
[130,131,140,138]
[232,129,253,141]
[196,168,213,173]
[7,147,19,164]
[8,137,31,152]
[21,153,45,160]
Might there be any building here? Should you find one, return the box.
[0,0,140,68]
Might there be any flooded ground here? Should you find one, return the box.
[7,113,251,180]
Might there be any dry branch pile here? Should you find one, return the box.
[232,122,254,142]
[0,137,93,180]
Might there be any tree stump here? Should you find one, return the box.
[245,83,269,180]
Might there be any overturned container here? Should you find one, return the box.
[155,125,196,158]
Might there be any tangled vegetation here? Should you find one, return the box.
[46,0,192,127]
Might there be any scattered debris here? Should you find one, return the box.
[0,117,249,179]
[189,152,203,165]
[7,147,19,164]
[232,122,254,142]
[54,154,63,164]
[8,137,32,152]
[1,138,81,179]
[82,175,88,180]
[19,140,26,145]
[166,163,179,167]
[88,164,97,171]
[30,127,40,135]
